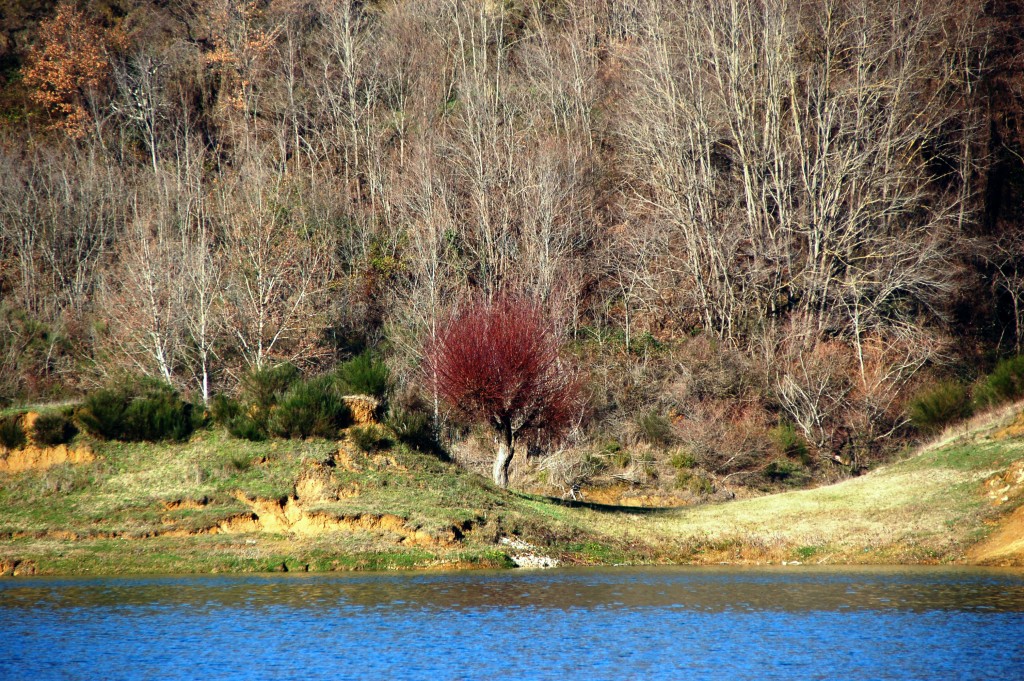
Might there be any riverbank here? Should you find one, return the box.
[2,407,1024,576]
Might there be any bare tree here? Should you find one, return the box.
[103,189,186,385]
[618,0,980,344]
[310,0,377,194]
[219,171,330,371]
[984,226,1024,354]
[0,144,124,320]
[172,125,223,404]
[112,49,169,174]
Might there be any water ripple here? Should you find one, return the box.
[1,566,1022,680]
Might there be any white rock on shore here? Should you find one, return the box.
[499,536,560,569]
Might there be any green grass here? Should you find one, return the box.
[4,408,1024,575]
[0,425,636,574]
[896,440,1024,472]
[0,401,79,419]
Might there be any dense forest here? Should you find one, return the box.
[2,0,1023,491]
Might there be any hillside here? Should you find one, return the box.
[2,406,1024,576]
[3,0,1024,490]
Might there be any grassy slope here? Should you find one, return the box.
[616,439,1024,565]
[2,410,1024,575]
[0,428,647,575]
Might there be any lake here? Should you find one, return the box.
[1,566,1023,680]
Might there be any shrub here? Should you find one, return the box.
[538,447,604,493]
[675,469,715,495]
[189,400,209,431]
[212,394,263,441]
[975,356,1024,409]
[673,398,773,476]
[269,376,352,439]
[423,295,581,487]
[221,365,361,442]
[669,450,696,470]
[239,363,300,422]
[336,352,390,399]
[0,414,26,449]
[228,415,266,442]
[122,390,194,441]
[77,389,128,440]
[602,440,629,468]
[908,380,973,433]
[210,394,242,426]
[215,364,303,441]
[350,424,391,453]
[769,422,809,462]
[386,408,438,452]
[637,411,675,447]
[31,412,77,446]
[763,459,811,486]
[77,382,194,442]
[636,450,658,480]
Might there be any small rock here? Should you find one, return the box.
[508,553,559,569]
[499,537,558,568]
[499,536,536,551]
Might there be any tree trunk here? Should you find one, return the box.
[492,428,514,488]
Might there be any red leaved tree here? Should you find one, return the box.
[424,296,581,488]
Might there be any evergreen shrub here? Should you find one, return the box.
[240,363,300,423]
[769,422,810,462]
[336,352,390,399]
[908,380,973,433]
[0,414,26,449]
[669,451,696,470]
[31,412,77,446]
[228,415,267,442]
[350,424,391,452]
[386,408,437,452]
[637,411,675,447]
[211,393,267,441]
[210,394,242,426]
[975,355,1024,409]
[78,381,194,442]
[763,459,811,486]
[269,375,352,439]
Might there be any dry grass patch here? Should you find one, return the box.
[566,431,1024,564]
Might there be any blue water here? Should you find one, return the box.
[2,566,1023,680]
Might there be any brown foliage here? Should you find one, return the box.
[674,399,772,480]
[22,2,121,138]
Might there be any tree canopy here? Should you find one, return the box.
[425,296,580,487]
